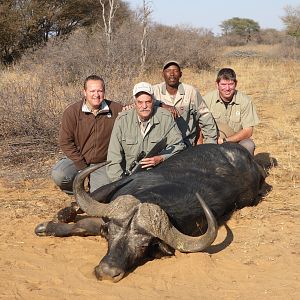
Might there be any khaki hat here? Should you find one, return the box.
[132,82,153,96]
[163,60,181,70]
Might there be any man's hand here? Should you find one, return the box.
[218,137,225,144]
[161,103,180,118]
[140,155,164,168]
[122,103,135,111]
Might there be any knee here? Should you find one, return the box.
[239,139,255,155]
[51,168,71,185]
[51,159,77,194]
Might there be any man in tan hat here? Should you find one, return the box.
[203,68,259,155]
[106,82,186,182]
[152,60,218,146]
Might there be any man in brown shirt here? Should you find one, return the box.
[52,75,123,194]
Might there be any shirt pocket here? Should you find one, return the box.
[122,135,138,163]
[149,137,161,149]
[123,136,137,145]
[228,111,242,132]
[230,110,241,126]
[212,111,222,121]
[230,110,241,123]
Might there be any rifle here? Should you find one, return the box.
[123,151,146,176]
[130,137,167,175]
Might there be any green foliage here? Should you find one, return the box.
[281,5,300,38]
[0,0,22,63]
[220,17,260,43]
[0,0,131,65]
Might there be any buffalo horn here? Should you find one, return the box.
[73,163,139,218]
[138,193,218,253]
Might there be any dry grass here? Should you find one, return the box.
[180,57,300,194]
[223,44,282,56]
[0,45,299,299]
[0,46,299,192]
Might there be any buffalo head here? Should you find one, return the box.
[74,164,218,282]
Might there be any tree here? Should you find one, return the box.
[138,0,152,74]
[281,5,300,58]
[0,0,99,64]
[0,1,22,63]
[220,17,260,43]
[99,0,120,55]
[0,0,131,65]
[281,5,300,38]
[258,28,284,45]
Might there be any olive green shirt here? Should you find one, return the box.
[203,90,259,133]
[152,82,217,145]
[106,107,186,182]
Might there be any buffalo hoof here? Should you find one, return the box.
[34,221,72,237]
[35,222,50,236]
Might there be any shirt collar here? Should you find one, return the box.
[82,100,110,114]
[135,107,160,125]
[216,90,239,105]
[161,82,185,95]
[137,116,151,125]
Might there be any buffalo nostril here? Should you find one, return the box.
[95,262,125,282]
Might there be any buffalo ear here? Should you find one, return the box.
[149,240,175,258]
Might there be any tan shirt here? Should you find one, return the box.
[203,90,259,133]
[106,107,186,182]
[153,82,217,145]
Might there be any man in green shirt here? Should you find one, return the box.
[203,68,259,155]
[106,82,186,182]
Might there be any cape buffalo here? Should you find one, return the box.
[35,143,266,282]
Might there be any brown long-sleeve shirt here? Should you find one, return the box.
[59,99,123,170]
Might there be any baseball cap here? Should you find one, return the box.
[163,60,181,70]
[132,82,153,96]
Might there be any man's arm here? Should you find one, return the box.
[140,118,186,169]
[156,100,180,119]
[219,94,258,144]
[138,137,166,169]
[196,92,218,144]
[59,108,87,170]
[240,96,259,131]
[139,155,164,168]
[106,120,125,182]
[218,127,253,144]
[161,123,186,159]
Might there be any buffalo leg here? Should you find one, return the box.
[35,217,104,237]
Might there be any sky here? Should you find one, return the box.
[126,0,300,35]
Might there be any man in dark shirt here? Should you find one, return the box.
[52,74,123,194]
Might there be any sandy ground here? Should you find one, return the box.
[0,77,299,299]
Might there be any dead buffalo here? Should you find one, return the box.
[35,143,266,282]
